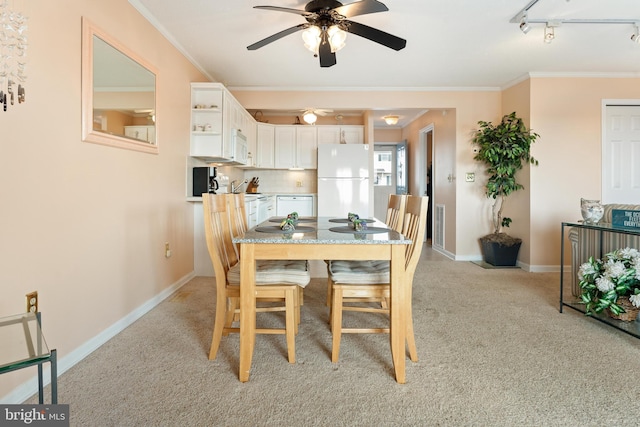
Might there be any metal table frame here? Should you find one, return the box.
[560,221,640,339]
[0,312,58,403]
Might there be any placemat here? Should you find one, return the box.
[255,226,316,234]
[328,218,375,224]
[328,226,390,234]
[268,217,316,223]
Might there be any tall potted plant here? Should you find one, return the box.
[472,112,539,266]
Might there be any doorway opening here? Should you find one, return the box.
[373,144,397,221]
[419,125,434,244]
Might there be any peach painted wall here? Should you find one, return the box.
[501,80,533,265]
[374,128,402,143]
[0,0,205,401]
[529,77,640,269]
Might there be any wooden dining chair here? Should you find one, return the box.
[328,195,428,363]
[202,193,310,364]
[226,193,306,308]
[385,194,407,233]
[325,193,407,307]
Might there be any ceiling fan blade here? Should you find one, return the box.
[254,6,315,18]
[318,39,337,67]
[344,20,406,51]
[247,24,307,50]
[333,0,388,19]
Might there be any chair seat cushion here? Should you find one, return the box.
[228,260,310,287]
[329,260,390,284]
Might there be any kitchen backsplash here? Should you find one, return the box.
[217,166,317,194]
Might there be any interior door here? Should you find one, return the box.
[603,105,640,203]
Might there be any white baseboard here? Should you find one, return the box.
[0,272,195,404]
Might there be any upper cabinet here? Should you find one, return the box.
[256,123,275,168]
[189,82,256,165]
[316,125,364,145]
[274,126,318,169]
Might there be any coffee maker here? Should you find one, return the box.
[193,167,219,196]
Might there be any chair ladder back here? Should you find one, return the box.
[385,194,406,233]
[202,194,233,279]
[227,193,248,256]
[402,196,428,274]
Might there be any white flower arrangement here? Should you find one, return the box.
[578,247,640,317]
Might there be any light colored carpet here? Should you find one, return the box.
[27,246,640,426]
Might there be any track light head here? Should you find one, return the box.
[632,24,640,43]
[544,23,555,44]
[519,12,531,34]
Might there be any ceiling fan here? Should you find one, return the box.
[300,108,333,124]
[247,0,407,68]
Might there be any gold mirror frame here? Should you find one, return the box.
[81,17,158,154]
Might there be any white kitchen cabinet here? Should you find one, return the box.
[295,126,317,169]
[124,125,155,143]
[256,123,275,168]
[274,126,296,168]
[245,196,259,229]
[189,82,254,165]
[274,125,317,169]
[316,125,364,145]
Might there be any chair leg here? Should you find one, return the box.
[406,293,418,362]
[209,296,229,360]
[284,287,296,364]
[326,276,332,306]
[331,285,343,363]
[294,287,300,335]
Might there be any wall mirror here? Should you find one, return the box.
[82,18,158,154]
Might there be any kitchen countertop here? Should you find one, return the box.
[187,192,316,202]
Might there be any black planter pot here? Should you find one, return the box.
[480,239,522,266]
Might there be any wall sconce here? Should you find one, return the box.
[384,115,399,125]
[0,0,28,111]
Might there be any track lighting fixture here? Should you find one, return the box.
[632,24,640,43]
[519,12,531,34]
[511,2,639,46]
[544,23,555,44]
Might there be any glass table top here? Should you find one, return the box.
[0,312,51,372]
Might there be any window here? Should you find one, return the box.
[374,150,393,186]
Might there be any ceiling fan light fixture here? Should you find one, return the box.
[303,111,317,124]
[327,25,347,52]
[302,26,322,53]
[384,115,399,125]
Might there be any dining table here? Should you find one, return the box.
[233,216,412,383]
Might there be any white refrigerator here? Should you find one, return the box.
[317,144,371,217]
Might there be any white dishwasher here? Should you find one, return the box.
[276,195,314,217]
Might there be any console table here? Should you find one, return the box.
[560,221,640,339]
[0,312,57,403]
